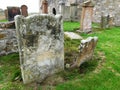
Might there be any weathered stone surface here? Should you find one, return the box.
[39,0,81,21]
[93,0,120,26]
[15,14,64,84]
[0,29,18,55]
[80,1,94,33]
[101,15,109,29]
[39,0,120,25]
[64,32,83,40]
[42,0,48,14]
[77,36,98,67]
[0,21,15,29]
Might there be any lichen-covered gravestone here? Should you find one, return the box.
[15,14,64,84]
[77,36,98,67]
[80,0,94,33]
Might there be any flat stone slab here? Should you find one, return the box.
[64,32,83,39]
[15,14,64,84]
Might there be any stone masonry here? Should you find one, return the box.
[0,28,18,55]
[39,0,120,26]
[93,0,120,26]
[15,14,64,84]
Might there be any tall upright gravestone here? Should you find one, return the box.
[15,14,64,84]
[70,3,78,21]
[21,5,28,17]
[80,0,94,33]
[42,0,48,14]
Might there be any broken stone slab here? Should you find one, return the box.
[77,36,98,67]
[70,36,98,68]
[15,14,64,84]
[64,32,83,40]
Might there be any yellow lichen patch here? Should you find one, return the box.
[37,51,57,61]
[0,34,6,39]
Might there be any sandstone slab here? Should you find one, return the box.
[15,14,64,84]
[77,36,98,66]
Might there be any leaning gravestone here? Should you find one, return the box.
[77,36,98,67]
[15,14,64,84]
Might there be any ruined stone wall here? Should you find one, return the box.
[0,28,18,55]
[93,0,120,26]
[39,0,83,21]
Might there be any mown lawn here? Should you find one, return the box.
[0,21,120,90]
[0,19,8,22]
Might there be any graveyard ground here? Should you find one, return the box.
[0,21,120,90]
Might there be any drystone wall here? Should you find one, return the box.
[0,28,18,55]
[15,14,64,84]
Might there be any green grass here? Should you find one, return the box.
[56,23,120,90]
[64,21,80,32]
[0,19,8,22]
[0,21,120,90]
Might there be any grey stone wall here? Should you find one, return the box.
[0,28,18,55]
[15,14,64,84]
[93,0,120,26]
[39,0,120,26]
[39,0,81,21]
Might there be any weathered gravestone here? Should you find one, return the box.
[70,3,78,21]
[80,0,94,33]
[101,14,114,29]
[101,14,109,29]
[7,7,21,21]
[15,14,64,84]
[76,36,98,67]
[42,0,48,14]
[21,5,28,17]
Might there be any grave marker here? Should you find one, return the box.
[42,0,48,14]
[77,36,98,66]
[80,0,94,33]
[7,7,21,21]
[21,5,28,17]
[15,14,64,84]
